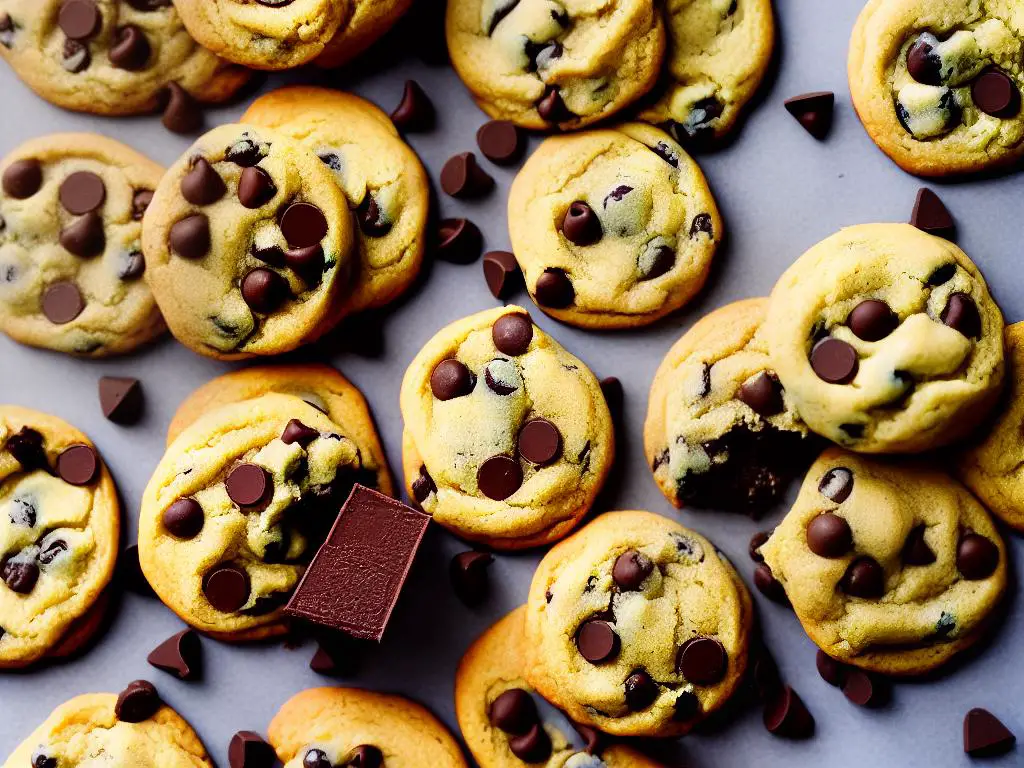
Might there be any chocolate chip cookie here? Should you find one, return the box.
[644,298,812,516]
[758,448,1007,675]
[0,406,118,668]
[524,511,752,737]
[142,123,356,360]
[508,123,721,329]
[849,0,1024,176]
[766,223,1005,453]
[446,0,666,130]
[0,133,166,356]
[400,306,614,550]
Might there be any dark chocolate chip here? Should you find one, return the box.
[115,680,160,723]
[180,158,225,205]
[561,201,602,246]
[203,564,250,612]
[109,25,150,70]
[753,563,789,605]
[576,619,619,664]
[411,466,436,503]
[147,629,201,680]
[508,724,551,763]
[911,188,955,239]
[132,189,154,220]
[941,293,981,338]
[806,513,853,558]
[62,38,90,72]
[226,139,263,167]
[241,268,287,314]
[7,427,47,471]
[764,686,814,739]
[492,312,532,355]
[237,167,277,209]
[690,212,714,239]
[253,246,284,267]
[30,752,56,768]
[784,91,835,139]
[490,688,537,735]
[284,244,325,286]
[59,171,105,214]
[161,83,203,134]
[678,637,727,685]
[624,670,659,711]
[431,359,475,400]
[818,467,854,503]
[1,558,38,593]
[162,498,204,539]
[304,749,331,768]
[282,419,318,446]
[902,524,936,566]
[2,159,43,199]
[907,36,942,85]
[483,251,522,298]
[391,80,434,132]
[484,359,519,395]
[450,551,494,607]
[650,141,680,168]
[749,531,770,562]
[971,68,1021,118]
[537,87,573,123]
[842,668,883,708]
[674,691,701,721]
[57,444,98,485]
[810,337,859,384]
[957,533,999,580]
[737,372,784,416]
[357,195,391,237]
[613,550,653,590]
[347,746,383,768]
[517,418,562,466]
[840,557,885,598]
[59,211,105,257]
[436,218,482,263]
[99,376,143,424]
[477,455,523,500]
[440,152,494,199]
[848,299,897,341]
[59,0,101,40]
[226,464,270,507]
[964,708,1016,757]
[228,731,275,768]
[534,267,574,308]
[816,649,847,687]
[477,120,524,165]
[169,214,210,259]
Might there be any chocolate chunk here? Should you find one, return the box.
[450,551,494,607]
[109,25,150,70]
[678,637,727,685]
[440,152,494,199]
[907,36,941,85]
[227,139,264,167]
[226,463,270,507]
[60,211,105,257]
[180,158,225,205]
[957,533,999,580]
[284,245,325,286]
[99,376,143,424]
[561,201,602,246]
[57,444,97,485]
[517,419,561,466]
[347,746,382,767]
[971,68,1021,119]
[30,752,56,768]
[576,619,619,663]
[436,218,483,263]
[902,524,936,565]
[816,649,847,687]
[537,87,573,123]
[7,428,47,471]
[784,92,835,139]
[842,669,884,708]
[147,629,201,680]
[482,250,522,298]
[132,189,154,220]
[964,708,1016,757]
[806,513,853,558]
[911,188,955,239]
[2,558,38,593]
[282,419,318,446]
[492,312,532,355]
[819,467,854,502]
[484,359,519,395]
[162,498,204,539]
[284,485,431,641]
[689,213,714,240]
[203,564,251,612]
[508,724,551,763]
[637,243,675,281]
[241,268,287,314]
[490,688,537,734]
[848,299,897,341]
[119,250,145,280]
[738,372,784,416]
[303,748,331,768]
[763,686,814,739]
[391,80,434,132]
[810,337,858,384]
[3,159,43,199]
[600,377,624,423]
[59,0,101,40]
[749,531,770,562]
[613,550,653,591]
[840,557,885,598]
[60,171,105,214]
[238,167,277,209]
[534,268,574,308]
[431,359,475,400]
[161,83,203,134]
[280,202,328,248]
[411,466,436,504]
[477,455,523,500]
[357,195,391,237]
[476,120,524,165]
[674,691,701,721]
[62,39,90,73]
[941,293,981,338]
[253,246,284,267]
[228,731,275,768]
[753,563,789,605]
[115,680,160,723]
[169,214,210,259]
[624,670,659,711]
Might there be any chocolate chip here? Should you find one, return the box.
[818,467,853,502]
[99,376,143,424]
[161,83,203,134]
[673,97,724,145]
[282,419,318,446]
[180,158,225,205]
[227,139,264,167]
[169,214,210,259]
[902,524,936,565]
[2,159,42,199]
[304,749,331,768]
[484,358,519,395]
[518,419,561,466]
[738,372,784,416]
[806,513,853,558]
[132,189,154,220]
[842,669,883,708]
[490,688,537,734]
[576,619,619,663]
[284,245,325,286]
[0,13,13,49]
[59,0,101,40]
[477,455,523,500]
[440,152,493,199]
[810,337,858,384]
[651,141,680,168]
[763,686,814,739]
[238,167,277,209]
[37,537,70,566]
[279,202,328,248]
[537,87,573,123]
[436,218,482,263]
[492,312,532,355]
[357,195,391,237]
[431,359,475,400]
[147,629,201,680]
[957,533,999,580]
[109,25,150,70]
[482,250,522,298]
[59,171,105,214]
[226,463,270,507]
[848,299,897,341]
[8,497,35,527]
[476,120,524,165]
[749,531,770,562]
[674,692,701,721]
[911,188,955,239]
[600,377,624,423]
[391,80,434,132]
[126,0,171,9]
[971,68,1021,118]
[561,201,602,246]
[450,551,493,607]
[753,563,789,605]
[62,38,90,72]
[411,466,436,503]
[613,550,653,590]
[241,268,287,314]
[115,680,160,723]
[30,752,56,768]
[228,731,275,768]
[162,498,204,539]
[840,557,885,598]
[1,558,38,593]
[624,670,659,711]
[534,268,574,308]
[59,211,105,257]
[57,444,98,485]
[253,246,284,267]
[7,428,47,471]
[203,564,250,612]
[689,214,714,241]
[347,746,383,768]
[941,293,981,338]
[678,637,727,685]
[508,724,552,763]
[816,649,847,687]
[964,708,1016,757]
[907,36,941,85]
[784,92,835,139]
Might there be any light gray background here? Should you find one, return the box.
[1,1,1022,765]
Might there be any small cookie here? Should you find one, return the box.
[766,223,1004,453]
[0,406,119,668]
[849,0,1024,176]
[268,687,468,767]
[638,0,775,146]
[315,0,415,68]
[446,0,666,130]
[139,393,372,641]
[166,363,392,497]
[142,123,356,360]
[524,511,752,737]
[2,691,211,767]
[644,298,811,516]
[0,134,165,356]
[0,0,249,117]
[508,123,720,329]
[759,447,1007,675]
[241,87,430,314]
[400,306,614,550]
[457,606,667,767]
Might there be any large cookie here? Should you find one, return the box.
[758,448,1007,675]
[0,133,165,356]
[400,306,614,550]
[508,123,721,329]
[765,223,1004,453]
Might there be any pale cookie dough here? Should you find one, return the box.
[2,692,212,768]
[524,511,752,738]
[0,406,118,669]
[849,0,1024,176]
[766,223,1005,454]
[400,306,614,550]
[758,448,1007,675]
[139,393,371,641]
[457,606,667,767]
[242,87,430,314]
[508,123,720,329]
[446,0,666,130]
[0,0,249,116]
[0,134,166,357]
[638,0,775,146]
[269,687,469,768]
[142,123,356,360]
[644,298,811,516]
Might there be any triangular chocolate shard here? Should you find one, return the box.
[964,708,1015,757]
[911,188,956,240]
[784,91,835,140]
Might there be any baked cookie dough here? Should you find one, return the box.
[766,223,1004,453]
[0,133,166,357]
[142,123,355,360]
[446,0,666,130]
[0,406,118,669]
[0,0,249,117]
[139,393,373,641]
[849,0,1024,176]
[524,511,752,737]
[315,0,415,69]
[644,298,811,516]
[457,606,666,767]
[638,0,775,146]
[508,123,721,329]
[2,691,212,768]
[400,306,614,550]
[758,448,1007,675]
[242,87,429,314]
[269,687,468,768]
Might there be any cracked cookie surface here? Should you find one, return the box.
[759,447,1007,675]
[766,223,1004,454]
[524,511,752,737]
[400,306,614,550]
[508,123,720,329]
[849,0,1024,176]
[0,134,166,357]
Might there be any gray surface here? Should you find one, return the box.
[1,1,1022,765]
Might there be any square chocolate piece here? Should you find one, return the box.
[284,484,430,642]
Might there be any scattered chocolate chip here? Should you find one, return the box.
[754,563,789,605]
[357,195,391,237]
[784,92,835,139]
[59,0,101,40]
[816,649,847,687]
[280,202,328,248]
[281,419,318,446]
[941,293,981,338]
[848,299,897,341]
[477,455,523,500]
[600,377,624,423]
[238,166,277,209]
[738,372,784,416]
[810,337,859,384]
[613,550,653,591]
[482,250,522,299]
[59,171,105,214]
[902,524,936,566]
[1,558,38,593]
[115,680,160,723]
[431,359,475,400]
[517,419,561,466]
[180,158,225,205]
[436,218,483,263]
[450,551,493,607]
[162,498,204,539]
[59,211,105,257]
[624,670,659,711]
[109,24,150,70]
[441,152,494,199]
[284,244,325,286]
[911,188,955,239]
[764,686,814,739]
[957,533,999,580]
[678,637,728,685]
[907,35,941,85]
[161,83,203,134]
[576,619,619,663]
[203,564,250,612]
[303,748,332,768]
[3,159,43,199]
[534,267,574,308]
[819,467,854,503]
[226,463,270,507]
[964,708,1016,757]
[308,632,361,677]
[561,201,602,246]
[477,120,524,165]
[508,724,551,763]
[132,189,154,220]
[147,629,201,680]
[971,68,1021,119]
[57,444,98,485]
[492,312,532,355]
[169,214,210,259]
[411,465,436,503]
[840,557,885,598]
[806,513,853,558]
[98,376,143,425]
[537,87,573,123]
[391,80,434,132]
[228,731,275,768]
[241,268,287,314]
[750,531,770,562]
[842,668,883,708]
